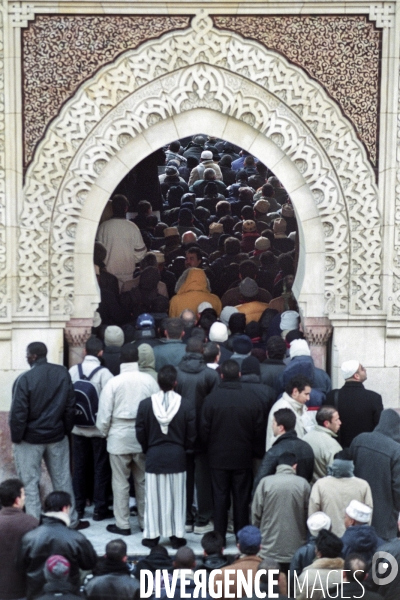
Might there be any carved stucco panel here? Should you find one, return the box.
[18,13,381,319]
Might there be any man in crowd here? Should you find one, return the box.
[153,317,187,370]
[96,344,159,535]
[303,405,342,482]
[9,342,82,528]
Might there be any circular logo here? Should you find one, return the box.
[372,551,399,586]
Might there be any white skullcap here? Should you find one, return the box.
[307,512,332,537]
[345,500,372,523]
[341,360,360,380]
[209,322,228,343]
[197,301,213,313]
[280,311,300,332]
[290,339,311,358]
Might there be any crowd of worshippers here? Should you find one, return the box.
[94,136,297,329]
[4,135,400,600]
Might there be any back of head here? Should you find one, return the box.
[316,529,343,558]
[236,169,248,182]
[241,356,260,377]
[224,236,241,256]
[204,168,216,180]
[277,452,297,467]
[165,317,184,339]
[112,194,128,217]
[274,407,296,432]
[150,544,169,557]
[180,309,196,328]
[94,242,107,267]
[203,342,219,363]
[137,200,152,216]
[201,531,224,555]
[262,183,274,197]
[169,141,180,153]
[198,310,218,334]
[257,558,280,586]
[266,335,286,359]
[120,344,139,364]
[239,260,258,280]
[0,478,23,507]
[186,336,204,354]
[27,341,47,358]
[158,365,177,392]
[85,335,104,356]
[344,554,367,583]
[229,312,246,334]
[141,253,158,269]
[221,359,240,381]
[106,539,127,563]
[44,491,71,513]
[174,547,195,569]
[237,525,261,555]
[316,405,337,427]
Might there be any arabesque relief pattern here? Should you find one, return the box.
[0,13,6,320]
[18,13,381,319]
[213,15,381,165]
[393,67,400,317]
[22,15,190,166]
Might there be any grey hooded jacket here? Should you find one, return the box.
[351,409,400,540]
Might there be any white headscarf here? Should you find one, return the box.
[151,390,181,435]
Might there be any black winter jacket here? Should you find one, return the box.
[84,560,140,600]
[325,381,383,447]
[289,538,316,592]
[176,353,220,449]
[37,581,81,600]
[201,380,265,470]
[253,430,315,491]
[19,515,97,600]
[10,358,75,444]
[351,409,400,540]
[136,395,196,474]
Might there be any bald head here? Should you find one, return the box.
[182,232,197,245]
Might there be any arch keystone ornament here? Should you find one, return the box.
[18,10,382,327]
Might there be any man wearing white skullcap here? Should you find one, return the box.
[289,512,332,588]
[341,500,383,561]
[322,360,383,448]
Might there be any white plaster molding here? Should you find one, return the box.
[369,3,395,28]
[9,2,34,27]
[18,11,382,320]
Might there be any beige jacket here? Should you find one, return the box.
[295,557,344,600]
[252,464,310,562]
[212,555,262,599]
[303,425,342,483]
[96,362,159,454]
[96,218,147,283]
[266,393,309,450]
[188,160,223,186]
[309,475,373,537]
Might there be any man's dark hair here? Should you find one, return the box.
[186,337,204,354]
[112,194,128,217]
[198,310,218,334]
[106,539,127,562]
[229,312,246,335]
[186,247,202,261]
[203,342,219,363]
[120,344,139,363]
[277,452,297,467]
[221,359,240,381]
[266,336,286,359]
[181,193,196,206]
[316,529,343,559]
[204,182,218,197]
[165,318,184,339]
[274,408,296,432]
[0,478,23,507]
[174,547,195,569]
[260,251,276,267]
[236,169,248,182]
[344,554,367,583]
[334,448,352,461]
[140,253,158,269]
[150,544,169,557]
[158,365,177,392]
[244,156,255,167]
[137,200,152,216]
[262,183,274,197]
[44,491,71,512]
[316,406,337,427]
[215,201,231,218]
[224,237,241,256]
[285,375,312,396]
[146,214,158,229]
[169,141,180,153]
[85,336,103,357]
[241,206,254,221]
[201,531,224,555]
[239,260,258,280]
[27,342,47,358]
[285,330,304,344]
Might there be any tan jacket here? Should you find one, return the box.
[295,557,344,600]
[303,425,342,483]
[96,218,147,283]
[309,475,373,537]
[252,464,310,562]
[213,555,262,599]
[188,160,223,186]
[169,268,222,317]
[235,301,269,324]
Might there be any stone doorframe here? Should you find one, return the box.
[16,11,382,363]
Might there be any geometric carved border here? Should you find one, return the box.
[18,12,382,319]
[0,13,6,320]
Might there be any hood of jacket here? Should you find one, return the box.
[375,408,400,443]
[327,459,354,478]
[178,352,206,374]
[177,268,208,294]
[138,344,156,371]
[306,557,344,571]
[342,525,380,555]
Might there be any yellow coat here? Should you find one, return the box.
[169,268,222,317]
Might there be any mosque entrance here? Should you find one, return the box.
[16,11,381,384]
